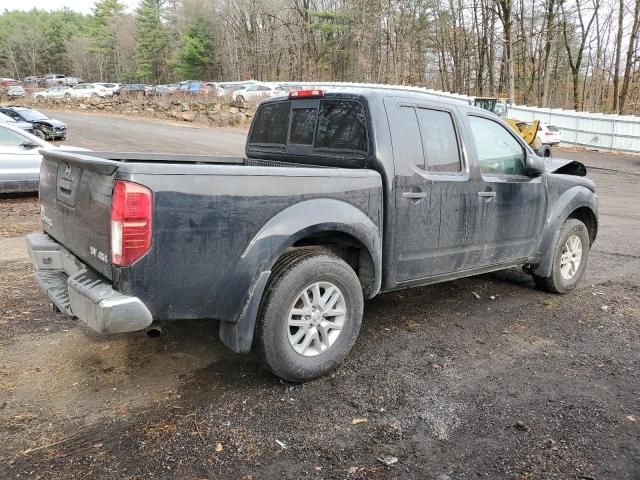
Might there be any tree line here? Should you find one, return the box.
[1,0,640,114]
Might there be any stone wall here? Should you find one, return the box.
[11,95,257,128]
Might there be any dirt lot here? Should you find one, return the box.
[0,113,638,479]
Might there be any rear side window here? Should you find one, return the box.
[315,100,367,151]
[415,108,461,172]
[249,102,290,145]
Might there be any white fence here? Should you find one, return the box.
[282,81,640,153]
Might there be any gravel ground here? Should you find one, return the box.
[0,114,638,479]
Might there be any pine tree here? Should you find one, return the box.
[89,0,126,80]
[174,16,215,79]
[135,0,169,82]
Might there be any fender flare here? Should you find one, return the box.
[532,186,598,278]
[219,198,382,353]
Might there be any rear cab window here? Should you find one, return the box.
[247,96,369,162]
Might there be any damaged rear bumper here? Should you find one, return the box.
[26,233,153,334]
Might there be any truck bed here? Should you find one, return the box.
[38,149,383,331]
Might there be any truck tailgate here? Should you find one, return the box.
[39,150,118,280]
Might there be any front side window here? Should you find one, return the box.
[2,110,21,121]
[415,108,461,172]
[468,116,526,176]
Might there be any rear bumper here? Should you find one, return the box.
[26,233,153,334]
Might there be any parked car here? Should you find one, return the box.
[0,107,67,140]
[7,85,26,99]
[216,81,256,96]
[538,122,562,146]
[232,83,286,102]
[65,83,113,98]
[95,83,122,95]
[0,78,21,88]
[149,84,179,95]
[42,74,81,87]
[32,86,69,100]
[176,80,212,95]
[26,88,598,382]
[0,122,88,194]
[0,111,36,134]
[120,83,147,96]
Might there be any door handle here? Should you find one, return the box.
[478,190,496,203]
[402,192,428,199]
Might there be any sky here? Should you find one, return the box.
[0,0,140,15]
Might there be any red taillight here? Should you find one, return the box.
[110,180,152,266]
[289,89,324,99]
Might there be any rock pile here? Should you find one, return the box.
[17,95,257,128]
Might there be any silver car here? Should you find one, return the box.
[0,111,35,134]
[0,123,87,194]
[32,86,69,100]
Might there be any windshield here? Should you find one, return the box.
[19,109,48,121]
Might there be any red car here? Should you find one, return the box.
[0,78,21,88]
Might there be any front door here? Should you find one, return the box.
[465,114,545,264]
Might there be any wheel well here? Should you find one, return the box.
[291,232,376,297]
[569,207,597,244]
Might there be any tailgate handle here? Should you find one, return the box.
[477,190,496,203]
[402,191,427,199]
[58,178,73,194]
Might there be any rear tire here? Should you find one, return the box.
[532,218,590,294]
[256,250,364,382]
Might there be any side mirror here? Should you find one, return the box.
[525,155,545,176]
[21,141,40,150]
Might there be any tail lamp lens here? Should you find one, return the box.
[110,180,152,266]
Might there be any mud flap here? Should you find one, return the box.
[218,271,271,353]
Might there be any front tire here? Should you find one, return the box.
[532,218,590,293]
[256,250,364,382]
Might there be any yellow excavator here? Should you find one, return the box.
[473,97,552,157]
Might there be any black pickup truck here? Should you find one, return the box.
[27,87,598,381]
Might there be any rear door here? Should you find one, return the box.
[385,97,482,282]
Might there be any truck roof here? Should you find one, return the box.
[263,85,481,111]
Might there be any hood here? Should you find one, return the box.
[35,119,66,128]
[544,157,587,176]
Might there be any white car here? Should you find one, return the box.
[0,122,88,194]
[64,83,113,99]
[32,86,69,100]
[232,83,286,103]
[216,81,256,97]
[538,122,562,146]
[95,83,122,95]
